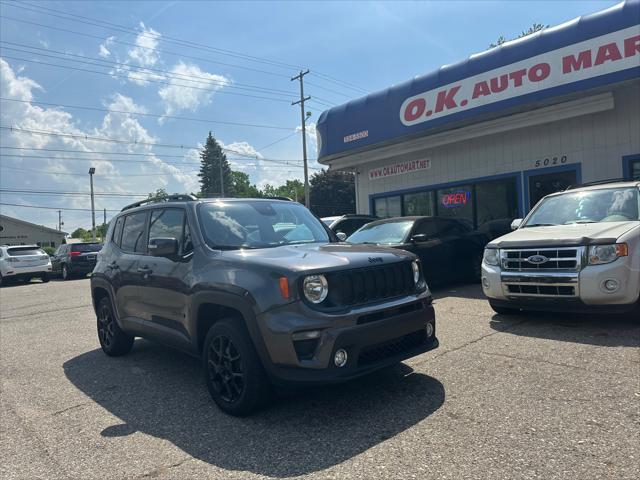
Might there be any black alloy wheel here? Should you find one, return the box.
[96,297,134,356]
[62,264,70,280]
[207,335,245,404]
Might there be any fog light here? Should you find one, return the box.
[603,279,619,292]
[292,330,321,341]
[334,349,348,367]
[426,322,434,338]
[482,277,490,289]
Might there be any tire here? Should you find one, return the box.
[61,264,71,281]
[41,274,50,283]
[96,297,134,356]
[203,318,271,416]
[489,300,519,315]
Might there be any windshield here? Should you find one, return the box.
[347,220,413,244]
[198,200,330,249]
[523,187,640,227]
[71,243,102,252]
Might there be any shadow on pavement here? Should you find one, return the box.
[431,282,485,300]
[64,341,445,477]
[489,311,640,347]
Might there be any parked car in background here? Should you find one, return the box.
[52,242,102,280]
[322,214,378,239]
[0,245,52,286]
[91,195,438,415]
[482,180,640,315]
[347,216,489,285]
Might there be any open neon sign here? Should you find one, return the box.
[441,190,471,208]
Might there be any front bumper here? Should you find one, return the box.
[482,258,640,312]
[256,293,438,386]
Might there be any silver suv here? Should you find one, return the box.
[481,180,640,315]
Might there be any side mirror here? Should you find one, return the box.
[411,233,429,243]
[148,237,178,257]
[510,219,523,230]
[336,232,347,242]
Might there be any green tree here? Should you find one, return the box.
[490,23,547,48]
[229,171,262,198]
[147,188,169,200]
[262,179,304,202]
[309,169,355,217]
[198,132,233,197]
[70,227,91,240]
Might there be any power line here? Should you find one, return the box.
[1,54,297,104]
[0,41,299,96]
[0,201,120,212]
[0,126,308,163]
[6,1,368,95]
[0,97,295,131]
[0,165,200,177]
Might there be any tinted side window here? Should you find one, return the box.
[414,219,438,237]
[121,212,148,253]
[149,209,185,252]
[112,216,124,247]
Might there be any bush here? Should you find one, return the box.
[42,246,56,256]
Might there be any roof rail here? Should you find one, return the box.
[121,194,198,212]
[565,178,632,190]
[268,196,294,201]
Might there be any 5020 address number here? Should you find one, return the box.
[534,155,567,168]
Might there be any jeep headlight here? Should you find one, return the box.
[483,248,500,266]
[303,274,328,303]
[588,243,628,265]
[411,260,420,284]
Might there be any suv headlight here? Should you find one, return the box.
[483,248,500,266]
[303,274,328,303]
[411,260,420,284]
[588,243,628,265]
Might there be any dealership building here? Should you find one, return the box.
[317,0,640,231]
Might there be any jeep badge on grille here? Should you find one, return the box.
[368,257,383,264]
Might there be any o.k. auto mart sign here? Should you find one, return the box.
[400,26,640,126]
[369,159,431,180]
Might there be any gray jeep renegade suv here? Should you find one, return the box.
[91,195,438,415]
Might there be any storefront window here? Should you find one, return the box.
[476,178,518,230]
[374,196,401,218]
[631,160,640,180]
[436,185,473,224]
[403,191,435,216]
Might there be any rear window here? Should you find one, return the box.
[71,243,102,252]
[7,247,46,256]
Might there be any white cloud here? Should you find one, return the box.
[158,62,230,120]
[99,36,115,58]
[128,23,161,67]
[0,59,200,230]
[296,121,318,153]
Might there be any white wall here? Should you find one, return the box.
[354,82,640,214]
[0,216,66,247]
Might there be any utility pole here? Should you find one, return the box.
[88,167,96,241]
[58,210,62,231]
[291,69,311,208]
[219,156,225,197]
[103,208,107,241]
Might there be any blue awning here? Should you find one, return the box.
[317,0,640,162]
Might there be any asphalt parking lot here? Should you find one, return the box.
[1,279,638,480]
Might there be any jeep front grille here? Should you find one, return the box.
[501,247,583,271]
[323,261,416,308]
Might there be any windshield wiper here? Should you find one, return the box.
[568,220,597,224]
[522,223,557,228]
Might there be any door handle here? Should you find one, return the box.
[108,261,120,270]
[137,266,153,275]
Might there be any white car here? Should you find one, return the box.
[0,245,52,286]
[482,180,640,315]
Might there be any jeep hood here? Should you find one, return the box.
[489,221,639,248]
[221,243,415,273]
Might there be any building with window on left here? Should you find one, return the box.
[0,214,67,247]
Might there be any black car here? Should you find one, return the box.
[321,214,378,239]
[52,242,103,280]
[347,216,489,285]
[91,195,438,415]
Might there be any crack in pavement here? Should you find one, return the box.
[0,304,92,322]
[133,456,193,479]
[476,350,639,379]
[51,402,91,417]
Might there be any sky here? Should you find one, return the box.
[0,0,619,232]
